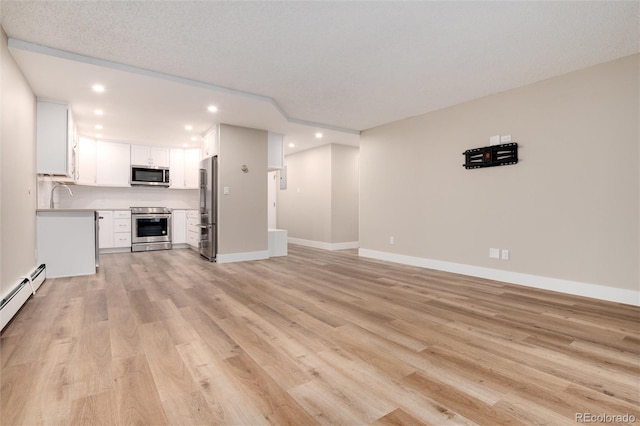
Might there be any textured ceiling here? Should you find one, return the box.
[1,1,638,148]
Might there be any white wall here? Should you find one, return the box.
[359,54,639,304]
[1,28,37,296]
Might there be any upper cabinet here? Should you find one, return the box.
[202,125,219,159]
[36,100,77,176]
[97,141,130,187]
[76,137,97,185]
[170,148,200,189]
[131,144,169,167]
[268,132,284,171]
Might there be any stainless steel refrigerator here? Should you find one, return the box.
[199,156,217,261]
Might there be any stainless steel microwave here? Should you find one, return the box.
[130,166,170,187]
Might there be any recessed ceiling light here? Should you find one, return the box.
[94,109,104,116]
[185,125,193,131]
[91,84,105,93]
[288,143,295,148]
[315,132,323,139]
[191,136,198,141]
[182,143,189,148]
[207,105,218,113]
[95,124,103,130]
[96,134,102,138]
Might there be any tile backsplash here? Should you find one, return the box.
[41,182,198,210]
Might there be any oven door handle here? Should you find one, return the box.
[132,214,172,220]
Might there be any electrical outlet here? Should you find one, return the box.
[489,248,500,259]
[389,236,395,245]
[501,249,510,260]
[500,135,512,143]
[489,135,500,146]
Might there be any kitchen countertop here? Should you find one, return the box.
[37,209,97,212]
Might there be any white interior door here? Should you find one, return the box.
[268,171,277,229]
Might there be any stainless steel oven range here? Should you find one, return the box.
[131,207,172,252]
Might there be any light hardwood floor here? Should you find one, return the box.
[1,245,638,425]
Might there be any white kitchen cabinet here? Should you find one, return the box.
[201,126,219,159]
[113,210,131,248]
[37,100,76,177]
[131,144,169,167]
[170,148,200,189]
[98,210,114,248]
[76,137,97,185]
[97,141,131,187]
[268,132,284,171]
[184,149,200,188]
[98,210,131,249]
[186,210,199,249]
[169,149,185,189]
[172,210,187,245]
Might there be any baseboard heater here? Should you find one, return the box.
[0,264,46,331]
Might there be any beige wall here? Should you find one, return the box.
[1,28,37,295]
[360,54,639,292]
[217,124,268,255]
[278,144,332,242]
[278,144,359,244]
[331,144,359,243]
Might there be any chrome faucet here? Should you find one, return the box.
[50,183,73,208]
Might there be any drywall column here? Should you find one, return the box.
[217,124,268,262]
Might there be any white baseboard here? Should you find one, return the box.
[289,237,359,251]
[216,250,270,264]
[358,249,639,307]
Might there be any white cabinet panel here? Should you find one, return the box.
[169,149,185,189]
[113,218,131,233]
[202,126,218,158]
[113,210,131,220]
[77,137,97,185]
[172,210,187,244]
[184,149,200,188]
[37,100,74,176]
[114,233,131,248]
[170,148,200,189]
[186,210,199,248]
[98,210,114,249]
[268,132,284,171]
[150,147,169,167]
[99,210,131,249]
[131,144,169,167]
[97,141,130,187]
[37,211,96,278]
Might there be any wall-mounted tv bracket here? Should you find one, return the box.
[463,142,518,169]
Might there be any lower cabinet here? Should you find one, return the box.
[172,210,187,245]
[98,210,131,250]
[186,210,199,249]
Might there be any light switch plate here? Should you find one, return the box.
[489,248,500,259]
[489,135,500,146]
[500,135,512,143]
[223,186,229,195]
[501,249,510,260]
